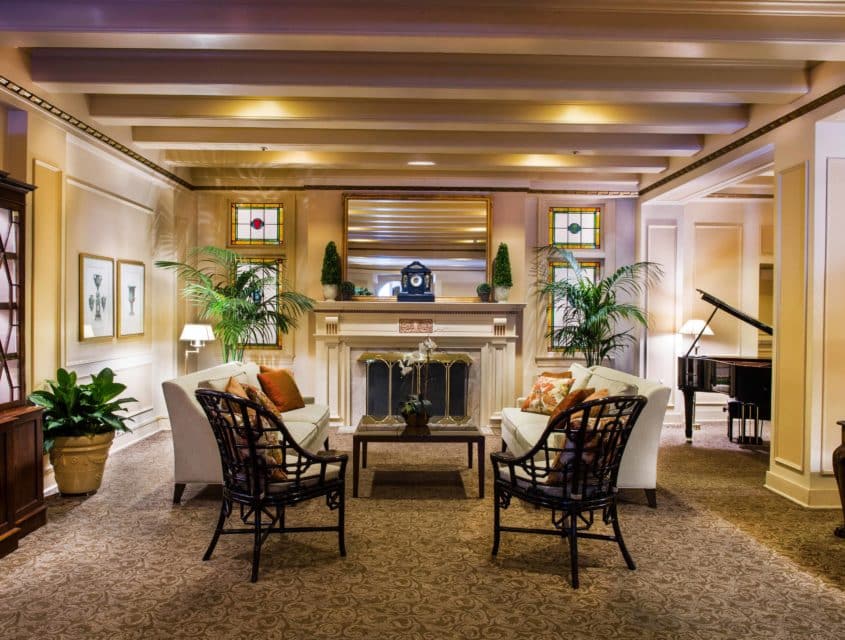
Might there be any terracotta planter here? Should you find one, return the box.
[49,432,115,496]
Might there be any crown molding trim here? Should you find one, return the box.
[0,75,192,190]
[640,82,845,196]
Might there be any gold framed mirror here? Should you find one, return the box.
[344,195,490,299]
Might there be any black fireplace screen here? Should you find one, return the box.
[358,352,472,424]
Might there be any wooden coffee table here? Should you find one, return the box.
[352,423,485,498]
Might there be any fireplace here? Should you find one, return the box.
[312,300,523,428]
[358,352,472,424]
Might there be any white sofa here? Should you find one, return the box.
[161,362,331,503]
[501,364,670,507]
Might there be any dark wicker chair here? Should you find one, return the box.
[490,394,648,588]
[195,389,348,582]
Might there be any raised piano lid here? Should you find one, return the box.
[684,289,774,358]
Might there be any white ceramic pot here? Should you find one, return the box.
[322,284,339,301]
[494,286,511,302]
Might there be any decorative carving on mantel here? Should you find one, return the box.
[399,318,433,333]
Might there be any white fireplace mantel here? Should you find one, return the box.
[313,301,524,427]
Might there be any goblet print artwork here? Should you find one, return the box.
[90,273,106,321]
[127,285,136,316]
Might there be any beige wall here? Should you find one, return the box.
[640,198,771,420]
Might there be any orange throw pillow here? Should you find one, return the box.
[548,387,595,422]
[583,388,610,415]
[225,376,249,400]
[257,366,306,412]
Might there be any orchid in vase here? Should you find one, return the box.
[398,337,437,425]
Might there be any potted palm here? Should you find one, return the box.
[321,241,342,300]
[492,243,513,302]
[155,246,313,362]
[28,368,136,495]
[536,246,663,366]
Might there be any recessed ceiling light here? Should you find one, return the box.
[407,160,436,166]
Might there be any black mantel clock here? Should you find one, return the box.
[397,260,435,302]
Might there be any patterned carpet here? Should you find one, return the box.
[0,422,844,639]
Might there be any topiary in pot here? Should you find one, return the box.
[492,243,513,302]
[476,282,492,302]
[340,280,356,300]
[28,368,137,495]
[321,241,342,300]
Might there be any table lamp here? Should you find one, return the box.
[680,319,714,356]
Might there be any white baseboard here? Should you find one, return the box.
[43,418,169,497]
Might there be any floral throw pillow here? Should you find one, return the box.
[521,376,575,415]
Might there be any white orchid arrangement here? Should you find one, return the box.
[398,337,437,418]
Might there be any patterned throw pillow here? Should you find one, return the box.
[521,376,575,415]
[546,415,616,485]
[244,385,287,481]
[258,366,306,412]
[245,385,279,415]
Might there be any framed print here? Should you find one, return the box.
[79,253,114,341]
[117,259,145,337]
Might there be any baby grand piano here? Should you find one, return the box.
[678,289,773,442]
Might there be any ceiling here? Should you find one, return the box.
[3,0,845,192]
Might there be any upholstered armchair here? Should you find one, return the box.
[491,394,648,588]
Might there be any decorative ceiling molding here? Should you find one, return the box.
[640,81,845,196]
[0,75,192,190]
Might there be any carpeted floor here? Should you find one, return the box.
[0,423,844,639]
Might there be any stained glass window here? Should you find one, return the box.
[237,258,284,348]
[230,203,283,246]
[548,260,600,351]
[549,206,601,249]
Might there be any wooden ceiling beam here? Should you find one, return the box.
[89,95,748,135]
[30,50,808,104]
[132,127,701,157]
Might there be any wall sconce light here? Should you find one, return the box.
[180,323,215,356]
[679,318,714,356]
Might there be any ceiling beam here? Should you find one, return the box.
[7,1,845,61]
[133,127,701,156]
[89,95,748,134]
[164,150,668,173]
[30,50,808,104]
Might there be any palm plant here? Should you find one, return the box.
[155,246,314,362]
[536,246,663,367]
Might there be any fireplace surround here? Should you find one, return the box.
[313,301,523,427]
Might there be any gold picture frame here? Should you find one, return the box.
[79,253,114,341]
[117,259,145,337]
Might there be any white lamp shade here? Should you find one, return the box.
[180,323,215,343]
[679,319,714,336]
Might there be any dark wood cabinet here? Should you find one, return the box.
[0,405,45,556]
[0,170,42,559]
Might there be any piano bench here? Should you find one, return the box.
[726,400,764,445]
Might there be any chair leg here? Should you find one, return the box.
[324,437,330,450]
[173,483,186,504]
[492,486,501,556]
[203,500,227,561]
[251,507,262,583]
[611,504,636,571]
[501,440,507,452]
[568,514,580,589]
[644,488,657,508]
[338,491,347,557]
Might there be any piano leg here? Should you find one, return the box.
[682,389,696,442]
